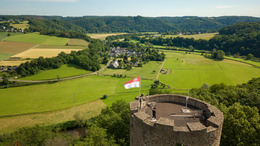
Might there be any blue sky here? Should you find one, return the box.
[1,0,260,17]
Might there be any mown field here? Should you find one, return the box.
[158,51,260,89]
[100,61,163,80]
[10,21,29,30]
[0,32,23,41]
[21,64,91,80]
[163,33,218,40]
[0,75,153,117]
[0,100,106,134]
[88,33,126,40]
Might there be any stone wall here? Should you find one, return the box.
[130,94,224,146]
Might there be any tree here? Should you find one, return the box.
[212,50,225,60]
[246,53,254,60]
[2,74,9,85]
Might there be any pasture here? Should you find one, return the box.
[0,75,153,116]
[11,48,82,59]
[0,53,13,61]
[0,100,106,134]
[0,32,23,41]
[158,51,260,89]
[21,64,91,80]
[100,61,163,80]
[4,33,68,45]
[163,33,218,40]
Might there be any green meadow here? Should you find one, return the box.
[0,52,13,61]
[21,64,91,80]
[100,61,163,80]
[158,51,260,89]
[0,75,152,116]
[163,33,218,40]
[4,33,68,45]
[0,32,23,41]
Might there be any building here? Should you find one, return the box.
[130,94,224,146]
[110,60,119,69]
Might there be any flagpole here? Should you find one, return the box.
[139,75,141,98]
[138,75,141,110]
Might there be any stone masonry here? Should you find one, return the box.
[130,94,224,146]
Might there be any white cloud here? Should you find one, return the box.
[216,5,234,9]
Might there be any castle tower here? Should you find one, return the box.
[130,94,224,146]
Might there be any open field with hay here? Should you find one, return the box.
[0,100,106,134]
[10,21,29,30]
[158,50,260,89]
[0,60,27,66]
[163,33,218,40]
[35,45,88,49]
[68,38,89,46]
[88,33,126,40]
[11,48,82,59]
[21,64,92,80]
[0,75,153,117]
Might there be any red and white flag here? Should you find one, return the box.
[124,77,140,89]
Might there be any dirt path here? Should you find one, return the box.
[155,59,167,80]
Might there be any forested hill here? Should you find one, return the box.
[1,15,260,33]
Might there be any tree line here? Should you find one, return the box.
[135,22,260,57]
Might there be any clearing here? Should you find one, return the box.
[88,33,126,40]
[68,39,89,46]
[158,50,260,89]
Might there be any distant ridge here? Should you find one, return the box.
[1,15,260,33]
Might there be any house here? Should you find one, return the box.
[110,60,119,69]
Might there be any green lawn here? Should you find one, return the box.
[100,61,162,80]
[0,75,152,116]
[0,52,13,61]
[0,32,23,41]
[21,64,91,80]
[4,33,68,45]
[158,51,260,89]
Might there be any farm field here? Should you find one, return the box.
[100,61,163,80]
[4,33,68,45]
[0,75,153,116]
[21,64,92,80]
[163,33,218,40]
[35,45,88,49]
[68,38,89,46]
[225,56,260,68]
[0,53,13,61]
[158,51,260,89]
[0,32,23,41]
[0,100,106,134]
[88,33,126,40]
[10,21,29,30]
[0,60,27,66]
[11,48,82,59]
[0,41,36,54]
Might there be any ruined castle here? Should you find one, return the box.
[130,94,224,146]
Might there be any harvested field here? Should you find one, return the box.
[0,41,36,54]
[68,39,89,46]
[88,33,126,40]
[35,45,87,49]
[0,60,27,66]
[12,48,82,58]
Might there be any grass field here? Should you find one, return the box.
[163,33,218,40]
[100,61,163,80]
[225,56,260,68]
[35,45,88,49]
[4,33,68,45]
[21,64,91,80]
[68,39,89,46]
[0,52,13,61]
[12,48,82,59]
[158,51,260,89]
[0,100,106,134]
[0,32,23,41]
[0,75,152,116]
[10,21,29,30]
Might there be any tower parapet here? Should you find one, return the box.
[130,94,224,146]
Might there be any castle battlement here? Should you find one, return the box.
[130,94,224,146]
